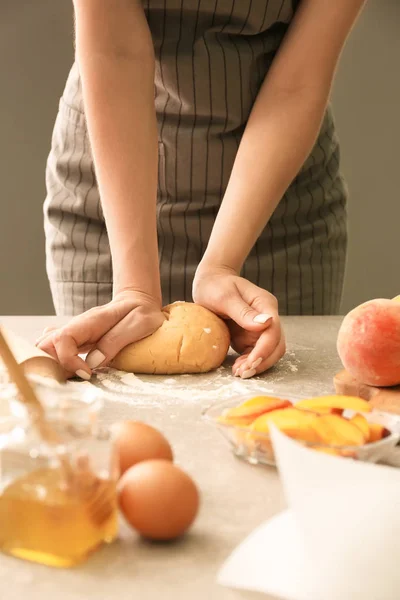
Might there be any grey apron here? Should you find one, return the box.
[44,0,347,316]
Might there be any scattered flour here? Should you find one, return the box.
[18,348,302,408]
[82,349,303,406]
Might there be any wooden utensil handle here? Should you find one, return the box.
[0,329,44,414]
[0,327,58,442]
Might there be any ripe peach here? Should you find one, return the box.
[337,298,400,387]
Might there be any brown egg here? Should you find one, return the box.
[113,421,173,476]
[118,459,200,541]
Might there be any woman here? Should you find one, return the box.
[39,0,365,380]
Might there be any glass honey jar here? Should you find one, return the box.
[0,377,119,568]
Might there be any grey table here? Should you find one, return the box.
[0,316,343,600]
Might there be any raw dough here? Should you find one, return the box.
[110,302,231,375]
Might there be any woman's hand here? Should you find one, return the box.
[36,290,166,379]
[193,267,285,378]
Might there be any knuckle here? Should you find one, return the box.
[99,329,120,351]
[52,328,65,345]
[239,305,254,321]
[109,300,131,323]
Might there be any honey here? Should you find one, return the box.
[0,379,119,567]
[0,467,118,567]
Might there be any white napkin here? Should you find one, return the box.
[218,426,400,600]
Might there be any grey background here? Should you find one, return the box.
[1,1,399,316]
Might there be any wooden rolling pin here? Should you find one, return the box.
[0,325,67,383]
[334,369,400,415]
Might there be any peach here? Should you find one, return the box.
[251,408,321,444]
[350,414,370,441]
[337,298,400,387]
[314,447,343,456]
[313,414,366,447]
[368,422,386,443]
[218,396,291,426]
[298,406,343,416]
[295,395,370,413]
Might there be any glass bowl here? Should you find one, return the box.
[202,395,400,467]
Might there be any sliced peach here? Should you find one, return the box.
[295,395,371,413]
[313,414,366,447]
[368,422,386,443]
[218,396,291,426]
[350,414,370,441]
[313,447,342,456]
[313,446,357,459]
[298,406,343,416]
[251,408,320,444]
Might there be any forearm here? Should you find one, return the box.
[73,1,160,300]
[201,84,328,273]
[200,0,365,274]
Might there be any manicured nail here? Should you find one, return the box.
[76,369,91,381]
[240,368,257,380]
[253,313,272,324]
[86,349,106,369]
[251,357,263,370]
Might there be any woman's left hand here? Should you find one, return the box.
[193,266,286,378]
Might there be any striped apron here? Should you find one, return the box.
[44,0,348,316]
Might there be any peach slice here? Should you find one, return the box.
[298,406,343,416]
[368,422,386,443]
[251,408,321,444]
[295,395,371,413]
[313,414,366,447]
[313,447,343,456]
[350,414,370,441]
[218,396,291,426]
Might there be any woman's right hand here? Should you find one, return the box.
[36,290,166,380]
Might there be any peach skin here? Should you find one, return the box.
[337,298,400,387]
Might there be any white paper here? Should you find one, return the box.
[218,511,316,600]
[219,426,400,600]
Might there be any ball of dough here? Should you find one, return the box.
[110,301,230,374]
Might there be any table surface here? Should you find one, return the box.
[0,316,343,600]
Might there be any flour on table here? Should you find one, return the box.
[79,348,302,406]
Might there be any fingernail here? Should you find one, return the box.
[251,357,263,370]
[86,349,106,369]
[234,368,240,377]
[253,313,272,324]
[240,368,257,380]
[76,369,91,381]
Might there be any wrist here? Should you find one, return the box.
[193,262,238,300]
[111,237,162,304]
[112,285,162,307]
[196,256,240,280]
[113,263,162,305]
